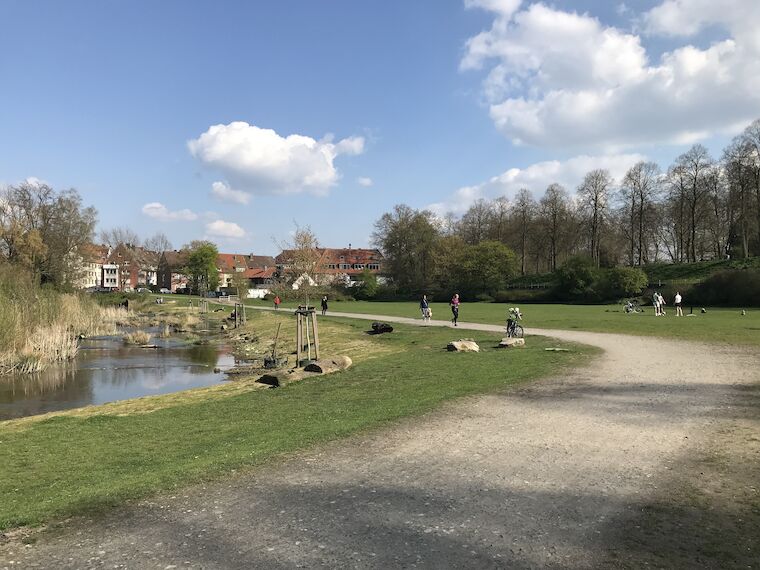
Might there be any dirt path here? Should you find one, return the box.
[2,313,759,569]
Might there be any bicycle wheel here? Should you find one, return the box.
[514,324,524,338]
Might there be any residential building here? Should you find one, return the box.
[275,246,384,288]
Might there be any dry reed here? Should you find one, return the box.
[123,330,151,345]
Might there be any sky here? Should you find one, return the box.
[1,0,759,255]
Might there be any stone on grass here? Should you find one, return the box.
[447,340,480,352]
[303,356,353,374]
[498,338,525,348]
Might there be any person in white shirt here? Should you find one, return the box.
[674,291,683,317]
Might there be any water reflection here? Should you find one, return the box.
[0,334,238,421]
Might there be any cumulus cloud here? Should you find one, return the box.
[141,202,198,222]
[210,181,250,205]
[205,219,246,239]
[428,153,645,215]
[188,122,365,198]
[462,0,760,150]
[356,177,373,187]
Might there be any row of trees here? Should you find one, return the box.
[373,120,760,294]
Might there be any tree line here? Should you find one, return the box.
[373,119,760,295]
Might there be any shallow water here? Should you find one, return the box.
[0,334,237,421]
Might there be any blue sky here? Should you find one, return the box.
[2,0,758,255]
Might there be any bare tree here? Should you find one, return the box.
[100,226,140,248]
[674,145,713,262]
[458,199,494,245]
[510,189,535,275]
[539,184,570,271]
[144,232,172,256]
[577,169,612,267]
[620,162,661,265]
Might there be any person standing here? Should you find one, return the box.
[420,294,431,323]
[450,293,460,326]
[652,291,661,316]
[658,292,667,316]
[674,291,683,317]
[321,295,328,316]
[273,295,281,310]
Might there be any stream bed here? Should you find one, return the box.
[0,333,238,421]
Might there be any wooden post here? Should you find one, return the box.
[311,312,320,360]
[296,313,303,365]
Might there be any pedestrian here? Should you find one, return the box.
[321,295,328,316]
[652,291,661,316]
[658,292,667,316]
[674,291,683,317]
[420,294,431,323]
[450,293,460,326]
[273,295,281,310]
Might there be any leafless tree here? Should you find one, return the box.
[577,169,612,267]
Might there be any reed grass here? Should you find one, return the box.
[123,330,151,345]
[0,265,127,374]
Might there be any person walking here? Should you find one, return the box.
[450,293,460,326]
[420,294,431,323]
[321,295,328,316]
[273,295,281,310]
[674,291,683,317]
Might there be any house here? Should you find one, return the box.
[275,246,384,289]
[157,250,189,292]
[106,244,159,291]
[216,253,277,297]
[71,243,110,289]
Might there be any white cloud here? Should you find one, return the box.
[205,219,246,239]
[141,202,198,222]
[462,1,760,150]
[188,122,365,197]
[428,153,645,215]
[210,181,250,205]
[357,177,373,187]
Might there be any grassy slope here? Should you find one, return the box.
[644,257,760,283]
[0,316,592,530]
[258,300,760,346]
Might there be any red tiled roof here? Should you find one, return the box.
[244,267,276,279]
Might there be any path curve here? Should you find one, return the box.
[3,311,759,569]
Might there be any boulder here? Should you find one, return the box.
[304,356,353,373]
[447,340,480,352]
[369,322,394,334]
[257,369,314,388]
[498,338,525,348]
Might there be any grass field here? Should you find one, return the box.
[0,312,592,530]
[247,299,760,346]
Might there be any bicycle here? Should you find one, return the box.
[623,299,642,314]
[506,308,524,338]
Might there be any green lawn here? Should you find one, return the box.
[0,318,592,530]
[247,299,760,346]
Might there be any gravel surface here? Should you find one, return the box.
[2,313,759,569]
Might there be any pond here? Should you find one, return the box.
[0,333,238,421]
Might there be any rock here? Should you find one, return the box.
[303,356,353,373]
[498,338,525,348]
[220,324,228,331]
[369,322,394,334]
[257,369,315,388]
[447,340,480,352]
[213,367,221,373]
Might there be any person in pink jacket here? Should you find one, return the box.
[450,293,460,326]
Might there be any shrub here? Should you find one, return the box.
[555,256,599,300]
[475,293,495,302]
[603,266,649,299]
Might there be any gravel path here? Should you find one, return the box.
[2,312,759,569]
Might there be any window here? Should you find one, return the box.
[353,264,364,270]
[368,264,380,270]
[340,263,350,270]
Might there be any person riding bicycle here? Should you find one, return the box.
[507,307,523,337]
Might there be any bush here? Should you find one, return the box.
[555,256,599,300]
[475,293,495,302]
[603,266,649,299]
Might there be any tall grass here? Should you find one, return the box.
[0,265,126,374]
